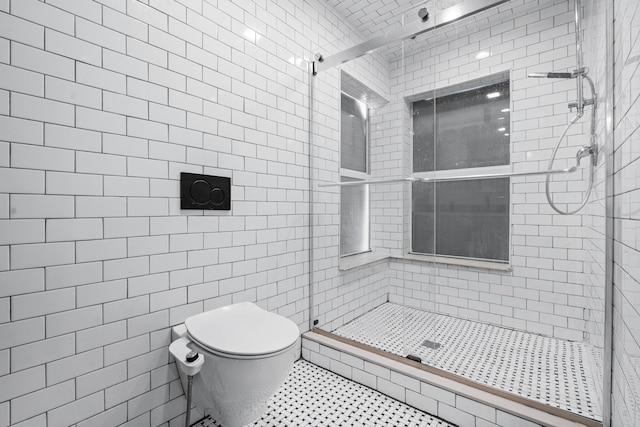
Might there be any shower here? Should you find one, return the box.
[308,0,607,425]
[528,0,599,215]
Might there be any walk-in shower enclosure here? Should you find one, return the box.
[310,0,608,423]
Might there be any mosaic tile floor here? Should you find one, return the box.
[333,303,602,421]
[194,359,454,427]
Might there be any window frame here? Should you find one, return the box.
[408,72,512,267]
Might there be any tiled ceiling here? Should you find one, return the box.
[324,0,467,41]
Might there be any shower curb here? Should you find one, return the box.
[302,331,601,427]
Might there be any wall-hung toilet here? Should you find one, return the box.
[170,302,300,427]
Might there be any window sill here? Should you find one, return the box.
[339,252,389,271]
[397,253,511,272]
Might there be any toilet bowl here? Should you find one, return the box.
[170,302,299,427]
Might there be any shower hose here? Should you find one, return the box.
[545,74,598,215]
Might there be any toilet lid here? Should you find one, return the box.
[184,302,299,356]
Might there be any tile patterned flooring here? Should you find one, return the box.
[333,302,602,421]
[194,359,454,427]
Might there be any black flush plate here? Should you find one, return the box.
[180,173,231,210]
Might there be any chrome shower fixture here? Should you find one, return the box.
[527,71,574,79]
[418,7,429,22]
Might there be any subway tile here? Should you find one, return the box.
[12,0,75,35]
[47,391,104,427]
[128,157,168,179]
[150,216,187,235]
[76,106,127,134]
[127,37,167,67]
[45,123,101,152]
[127,77,169,105]
[45,28,101,66]
[76,403,127,427]
[129,273,169,297]
[149,64,186,92]
[76,321,127,352]
[104,176,150,197]
[127,117,169,141]
[128,235,169,256]
[12,288,75,321]
[11,242,75,270]
[149,102,186,127]
[76,151,128,176]
[0,115,43,146]
[46,305,102,337]
[0,366,44,402]
[105,373,150,409]
[47,219,103,242]
[76,238,126,263]
[11,333,75,371]
[46,171,103,195]
[76,196,127,218]
[0,12,44,49]
[9,194,75,218]
[103,6,147,42]
[127,197,169,216]
[127,384,170,420]
[104,334,149,366]
[76,17,126,52]
[149,26,185,56]
[0,317,44,350]
[46,348,103,386]
[102,133,148,159]
[11,143,74,172]
[0,63,44,96]
[77,362,127,398]
[103,49,148,80]
[104,217,150,239]
[11,93,74,126]
[103,256,150,281]
[127,0,168,31]
[45,0,102,24]
[128,310,169,337]
[45,76,102,109]
[0,269,44,297]
[0,219,44,245]
[77,279,128,307]
[10,380,74,424]
[76,62,126,93]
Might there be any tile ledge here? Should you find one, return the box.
[338,252,389,271]
[303,331,601,427]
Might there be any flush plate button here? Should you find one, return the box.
[181,173,231,210]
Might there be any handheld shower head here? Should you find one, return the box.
[528,71,574,79]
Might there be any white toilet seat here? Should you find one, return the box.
[184,302,299,357]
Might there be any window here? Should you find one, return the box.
[340,92,370,256]
[411,75,511,262]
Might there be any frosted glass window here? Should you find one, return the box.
[340,178,370,256]
[341,94,368,173]
[412,179,509,261]
[413,80,510,172]
[411,76,510,262]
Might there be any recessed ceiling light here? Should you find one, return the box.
[498,127,506,132]
[487,92,500,99]
[501,108,510,112]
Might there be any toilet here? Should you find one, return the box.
[170,302,300,427]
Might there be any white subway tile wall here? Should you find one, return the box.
[0,0,374,425]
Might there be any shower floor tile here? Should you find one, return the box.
[193,359,454,427]
[332,302,602,421]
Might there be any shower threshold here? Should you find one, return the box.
[329,303,602,423]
